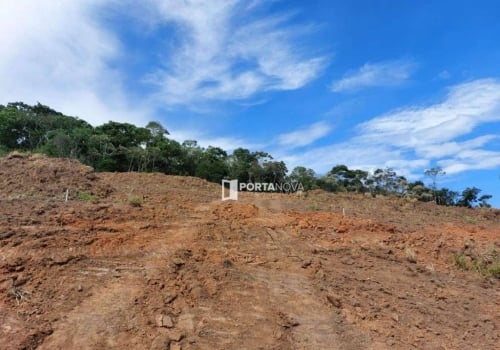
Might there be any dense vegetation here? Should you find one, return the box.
[0,102,492,208]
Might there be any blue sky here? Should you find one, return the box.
[1,0,500,206]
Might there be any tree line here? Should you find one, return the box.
[0,102,492,208]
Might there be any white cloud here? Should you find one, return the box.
[360,79,500,175]
[439,149,500,174]
[414,135,499,158]
[358,79,500,152]
[145,0,326,106]
[1,1,324,124]
[331,59,416,92]
[169,128,263,151]
[277,142,416,175]
[278,121,332,148]
[279,79,500,176]
[0,0,150,126]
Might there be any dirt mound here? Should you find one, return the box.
[0,153,112,200]
[0,162,498,349]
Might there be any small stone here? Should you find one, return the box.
[168,331,184,342]
[156,314,175,328]
[164,293,177,304]
[177,314,195,332]
[169,343,182,350]
[326,294,342,308]
[77,285,83,292]
[278,312,300,328]
[301,259,312,268]
[150,336,169,350]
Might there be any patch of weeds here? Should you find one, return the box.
[486,263,500,278]
[308,205,319,211]
[453,253,468,270]
[405,247,417,263]
[78,192,98,201]
[453,244,500,278]
[465,216,476,225]
[129,195,142,207]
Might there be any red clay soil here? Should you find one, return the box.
[0,154,499,349]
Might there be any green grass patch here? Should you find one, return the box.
[453,245,500,278]
[78,192,98,201]
[129,195,142,207]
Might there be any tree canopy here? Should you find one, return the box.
[0,102,493,207]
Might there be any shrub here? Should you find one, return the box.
[405,247,417,263]
[453,253,468,270]
[129,195,142,207]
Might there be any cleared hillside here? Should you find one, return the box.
[0,154,499,349]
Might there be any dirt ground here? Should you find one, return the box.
[1,154,499,349]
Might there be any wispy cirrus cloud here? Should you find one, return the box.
[0,1,326,123]
[145,0,327,107]
[358,79,500,151]
[331,59,416,92]
[0,0,152,126]
[278,121,332,148]
[281,79,500,176]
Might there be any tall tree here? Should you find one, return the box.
[195,146,228,183]
[289,166,317,191]
[370,168,406,195]
[424,167,446,204]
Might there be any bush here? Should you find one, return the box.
[453,253,468,270]
[129,195,142,207]
[405,247,417,263]
[453,246,500,279]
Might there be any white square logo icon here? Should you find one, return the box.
[222,179,238,201]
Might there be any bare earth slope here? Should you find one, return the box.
[1,154,499,349]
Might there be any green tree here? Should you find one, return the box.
[195,146,228,183]
[289,166,317,191]
[456,187,491,208]
[95,122,151,149]
[227,148,272,183]
[424,167,446,204]
[260,160,288,185]
[146,121,169,138]
[181,140,204,176]
[370,168,407,195]
[435,188,459,206]
[327,165,370,193]
[406,181,434,202]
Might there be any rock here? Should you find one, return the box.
[164,293,177,304]
[277,312,300,328]
[156,314,175,328]
[177,313,195,332]
[150,336,169,350]
[326,293,342,308]
[301,259,312,268]
[13,275,29,287]
[168,330,184,342]
[169,343,182,350]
